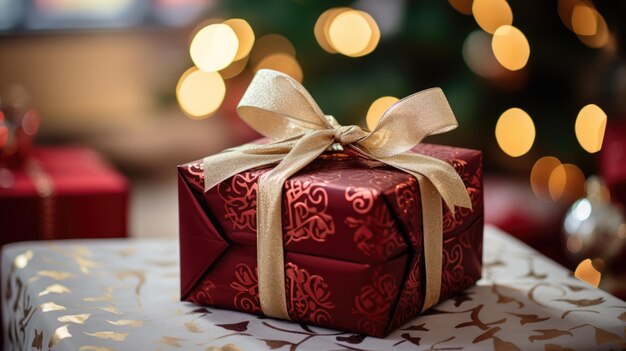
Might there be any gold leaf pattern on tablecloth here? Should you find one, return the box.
[555,297,605,307]
[493,336,521,351]
[37,270,74,281]
[618,311,626,322]
[94,305,123,315]
[79,346,117,351]
[83,288,114,302]
[206,344,242,351]
[40,302,67,312]
[58,313,91,324]
[84,331,129,341]
[38,284,71,296]
[508,312,550,325]
[560,309,599,319]
[107,319,144,327]
[184,320,204,333]
[473,327,501,343]
[528,329,573,342]
[116,270,145,310]
[48,324,72,348]
[14,250,33,269]
[161,336,184,347]
[32,329,43,350]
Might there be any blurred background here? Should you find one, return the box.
[1,0,625,297]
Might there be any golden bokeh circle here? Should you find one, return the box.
[255,53,303,83]
[575,104,607,153]
[530,156,562,201]
[190,23,239,72]
[366,96,399,131]
[548,163,585,202]
[176,67,226,119]
[249,34,296,67]
[491,25,530,71]
[472,0,513,34]
[223,18,255,61]
[328,10,372,56]
[449,0,473,15]
[495,107,535,157]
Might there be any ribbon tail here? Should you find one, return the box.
[256,130,334,320]
[416,176,444,311]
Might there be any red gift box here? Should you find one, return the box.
[178,143,483,337]
[0,146,129,245]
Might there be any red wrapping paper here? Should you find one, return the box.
[0,147,129,245]
[178,143,483,337]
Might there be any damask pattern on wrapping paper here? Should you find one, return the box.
[1,226,625,351]
[352,268,399,336]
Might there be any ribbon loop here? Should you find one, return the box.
[203,69,472,322]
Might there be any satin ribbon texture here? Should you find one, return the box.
[203,69,472,320]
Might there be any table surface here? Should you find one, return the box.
[2,225,625,351]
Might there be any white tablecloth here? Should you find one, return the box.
[2,225,625,351]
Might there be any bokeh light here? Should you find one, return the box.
[249,34,296,67]
[574,258,601,287]
[190,23,239,72]
[548,163,585,202]
[176,67,226,119]
[327,9,380,57]
[219,56,248,80]
[22,109,41,136]
[462,30,506,78]
[223,19,255,61]
[366,96,399,131]
[495,107,535,157]
[472,0,513,34]
[491,25,530,71]
[575,104,607,154]
[531,156,562,201]
[571,4,597,36]
[314,7,349,54]
[448,0,473,15]
[577,10,609,48]
[255,54,303,83]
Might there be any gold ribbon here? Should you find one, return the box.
[203,69,472,320]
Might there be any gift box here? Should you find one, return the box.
[178,69,483,337]
[0,146,129,245]
[179,145,482,337]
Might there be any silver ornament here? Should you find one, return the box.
[562,176,626,263]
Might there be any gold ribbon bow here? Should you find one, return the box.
[203,69,472,320]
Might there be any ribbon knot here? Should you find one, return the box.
[333,125,366,145]
[202,69,472,321]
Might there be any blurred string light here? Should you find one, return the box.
[255,53,303,83]
[495,107,535,157]
[575,104,607,153]
[223,18,255,61]
[448,0,473,15]
[21,109,41,136]
[557,0,609,48]
[472,0,513,34]
[462,30,506,78]
[548,163,585,202]
[574,258,601,287]
[366,96,398,131]
[179,17,257,119]
[491,25,530,71]
[314,7,380,57]
[190,23,239,72]
[251,34,302,82]
[176,67,226,119]
[219,56,248,80]
[530,156,562,201]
